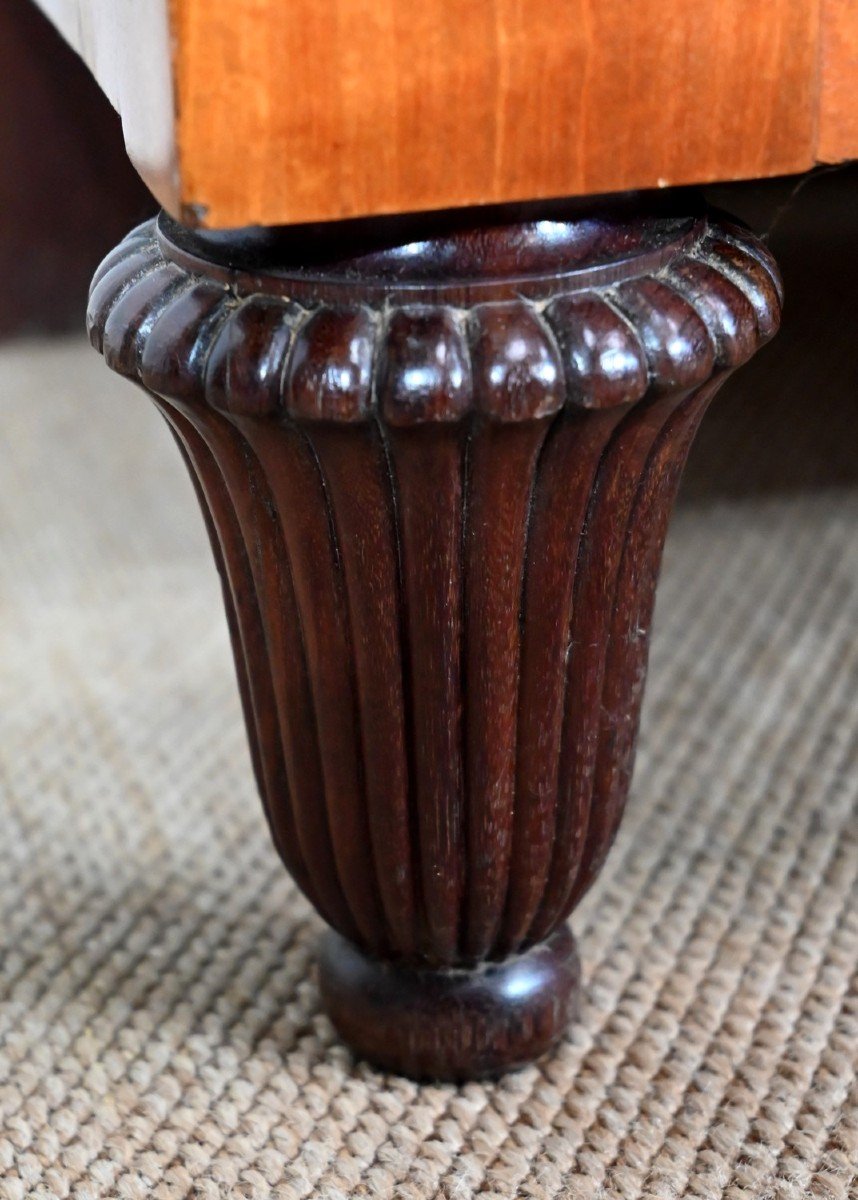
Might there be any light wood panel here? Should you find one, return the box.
[819,0,858,160]
[172,0,824,227]
[32,0,858,227]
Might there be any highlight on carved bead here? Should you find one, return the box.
[204,296,298,418]
[544,293,648,409]
[288,307,377,422]
[469,302,564,420]
[88,212,781,422]
[379,307,471,425]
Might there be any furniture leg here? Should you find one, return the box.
[87,198,781,1079]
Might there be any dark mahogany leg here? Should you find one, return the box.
[87,199,781,1080]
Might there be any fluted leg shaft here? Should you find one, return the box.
[88,199,781,1078]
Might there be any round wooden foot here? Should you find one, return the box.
[318,925,580,1080]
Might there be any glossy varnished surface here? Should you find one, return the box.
[87,206,781,1075]
[319,927,580,1081]
[157,198,700,302]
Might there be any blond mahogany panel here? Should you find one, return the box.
[171,0,822,227]
[819,0,858,160]
[31,0,858,227]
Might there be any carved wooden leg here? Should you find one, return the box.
[87,200,781,1080]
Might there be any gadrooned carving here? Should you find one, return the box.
[88,214,781,423]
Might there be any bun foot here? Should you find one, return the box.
[318,926,580,1080]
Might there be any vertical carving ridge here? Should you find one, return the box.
[462,417,552,959]
[196,410,359,939]
[155,403,320,914]
[498,406,626,953]
[307,422,416,957]
[528,392,686,943]
[166,427,271,822]
[387,424,468,966]
[562,377,725,915]
[458,419,473,961]
[239,421,387,953]
[378,417,425,956]
[297,424,387,946]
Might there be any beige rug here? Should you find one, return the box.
[1,188,856,1200]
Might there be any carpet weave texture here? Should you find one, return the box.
[1,237,857,1200]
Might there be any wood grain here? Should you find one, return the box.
[170,0,822,227]
[30,0,857,227]
[87,200,781,1076]
[819,0,858,161]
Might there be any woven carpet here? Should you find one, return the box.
[1,180,857,1199]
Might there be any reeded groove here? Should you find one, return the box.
[167,429,270,815]
[308,423,416,957]
[498,406,626,953]
[563,379,724,917]
[158,404,319,914]
[238,419,388,954]
[463,418,552,959]
[387,425,469,965]
[183,404,358,939]
[376,417,425,959]
[527,389,689,944]
[89,208,782,994]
